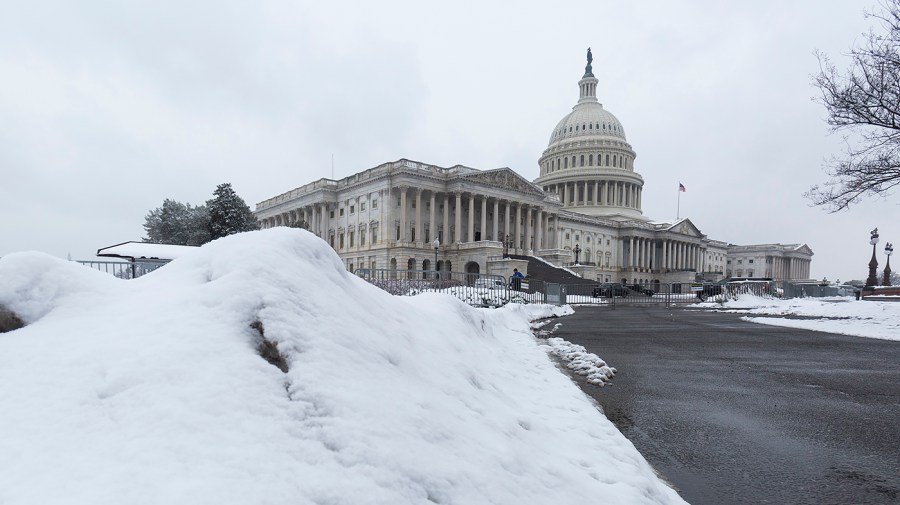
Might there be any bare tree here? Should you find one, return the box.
[807,0,900,211]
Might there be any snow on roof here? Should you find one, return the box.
[96,241,198,261]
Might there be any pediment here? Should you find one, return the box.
[793,244,814,256]
[666,218,703,238]
[461,168,545,196]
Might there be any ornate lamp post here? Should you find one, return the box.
[573,244,581,265]
[884,242,894,286]
[503,234,511,258]
[432,237,440,278]
[865,228,880,288]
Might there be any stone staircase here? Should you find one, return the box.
[507,255,591,285]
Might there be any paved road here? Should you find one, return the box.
[550,305,900,505]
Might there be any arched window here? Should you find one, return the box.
[605,154,610,166]
[589,123,593,130]
[589,154,593,166]
[613,156,617,168]
[572,156,576,167]
[564,157,568,168]
[580,155,585,167]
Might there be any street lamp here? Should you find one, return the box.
[432,237,440,279]
[573,244,581,265]
[865,228,880,288]
[884,242,894,286]
[503,234,511,258]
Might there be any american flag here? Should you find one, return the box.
[679,183,686,192]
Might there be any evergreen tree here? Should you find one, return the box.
[143,199,211,246]
[206,183,259,240]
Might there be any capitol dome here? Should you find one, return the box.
[548,101,626,144]
[534,49,645,221]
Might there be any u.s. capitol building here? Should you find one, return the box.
[254,51,813,285]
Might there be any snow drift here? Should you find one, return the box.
[0,228,685,505]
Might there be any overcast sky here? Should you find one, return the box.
[2,0,896,283]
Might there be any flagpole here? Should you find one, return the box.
[677,187,680,219]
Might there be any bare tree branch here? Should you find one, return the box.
[810,0,900,211]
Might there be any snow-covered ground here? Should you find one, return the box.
[693,295,900,341]
[0,228,686,505]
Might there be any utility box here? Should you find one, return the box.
[545,283,566,305]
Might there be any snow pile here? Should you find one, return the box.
[695,294,900,341]
[0,228,685,505]
[544,338,618,386]
[526,310,617,385]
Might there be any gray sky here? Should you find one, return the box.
[2,0,896,283]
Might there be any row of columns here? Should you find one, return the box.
[773,257,811,280]
[259,195,718,277]
[548,180,641,209]
[626,237,704,272]
[395,187,559,252]
[262,202,342,240]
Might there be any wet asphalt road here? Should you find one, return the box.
[548,305,900,505]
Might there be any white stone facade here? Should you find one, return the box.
[726,244,814,281]
[254,52,812,285]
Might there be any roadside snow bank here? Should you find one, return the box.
[694,294,900,341]
[0,228,685,505]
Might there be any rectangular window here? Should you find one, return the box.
[350,205,355,214]
[330,210,335,219]
[340,208,345,217]
[339,233,344,249]
[360,231,366,246]
[372,199,378,209]
[372,228,378,243]
[748,259,754,264]
[349,231,354,247]
[361,202,366,211]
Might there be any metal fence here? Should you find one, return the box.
[563,282,719,308]
[355,270,786,309]
[75,260,169,279]
[354,269,544,307]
